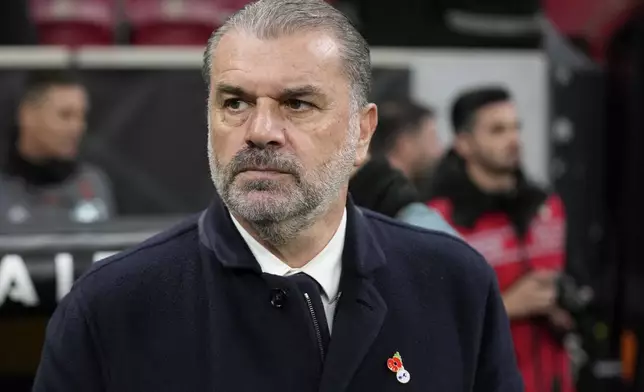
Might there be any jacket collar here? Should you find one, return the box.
[200,192,389,392]
[198,192,386,277]
[431,149,547,236]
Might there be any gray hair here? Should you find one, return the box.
[202,0,371,108]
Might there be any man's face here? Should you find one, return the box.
[22,85,88,160]
[207,30,376,227]
[408,116,443,176]
[462,101,521,174]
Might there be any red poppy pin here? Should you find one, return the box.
[387,352,411,384]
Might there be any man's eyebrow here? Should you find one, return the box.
[215,83,248,97]
[280,85,324,98]
[214,83,325,100]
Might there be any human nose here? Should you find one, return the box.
[244,99,286,149]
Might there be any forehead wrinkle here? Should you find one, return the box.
[214,54,331,83]
[213,58,341,100]
[215,76,324,98]
[210,33,350,112]
[212,31,342,76]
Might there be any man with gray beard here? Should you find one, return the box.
[33,1,522,391]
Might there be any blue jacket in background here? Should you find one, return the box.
[348,157,459,236]
[34,195,522,392]
[396,202,461,237]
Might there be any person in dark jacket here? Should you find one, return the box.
[349,155,458,235]
[428,86,574,392]
[33,1,522,391]
[368,99,444,185]
[349,99,457,234]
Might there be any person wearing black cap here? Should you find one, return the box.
[428,86,573,392]
[349,99,457,234]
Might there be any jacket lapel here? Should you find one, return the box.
[319,202,388,392]
[319,276,387,392]
[198,193,261,272]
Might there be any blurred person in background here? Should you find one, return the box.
[367,100,443,183]
[428,86,574,392]
[0,70,115,225]
[349,99,457,234]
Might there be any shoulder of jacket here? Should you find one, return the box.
[73,214,201,287]
[545,193,564,207]
[539,193,566,219]
[364,209,496,300]
[425,198,453,217]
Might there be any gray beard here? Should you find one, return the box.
[207,126,358,246]
[240,203,322,246]
[221,173,331,246]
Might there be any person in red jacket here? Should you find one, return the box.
[428,86,575,392]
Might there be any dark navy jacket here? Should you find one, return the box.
[33,196,523,392]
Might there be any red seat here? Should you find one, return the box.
[126,0,339,46]
[543,0,601,35]
[30,0,116,46]
[544,0,640,62]
[215,0,250,16]
[125,0,225,46]
[587,4,641,62]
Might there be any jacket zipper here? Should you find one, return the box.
[303,292,325,361]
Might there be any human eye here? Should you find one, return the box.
[223,98,249,112]
[284,99,313,111]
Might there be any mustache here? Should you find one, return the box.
[228,149,301,177]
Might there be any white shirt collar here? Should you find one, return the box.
[230,209,346,301]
